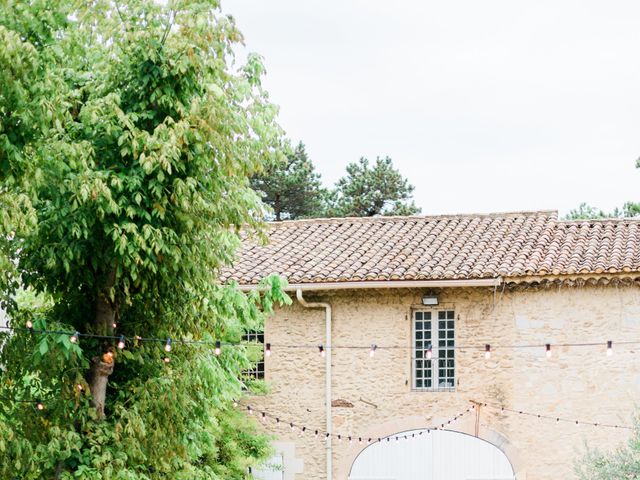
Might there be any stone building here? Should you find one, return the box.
[222,210,640,480]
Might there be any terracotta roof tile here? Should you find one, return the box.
[220,211,640,285]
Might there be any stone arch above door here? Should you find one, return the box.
[334,415,526,480]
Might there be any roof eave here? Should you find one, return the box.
[236,277,503,292]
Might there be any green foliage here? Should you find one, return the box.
[251,142,327,220]
[577,418,640,479]
[0,0,290,477]
[564,202,640,220]
[328,156,420,217]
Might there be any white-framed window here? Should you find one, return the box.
[413,310,455,391]
[242,331,265,380]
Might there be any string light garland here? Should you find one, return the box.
[481,402,632,430]
[1,389,631,441]
[0,325,626,362]
[238,404,474,445]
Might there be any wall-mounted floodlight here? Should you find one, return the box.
[421,294,438,306]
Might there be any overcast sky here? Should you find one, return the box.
[224,0,640,216]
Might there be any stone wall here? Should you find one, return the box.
[248,285,640,479]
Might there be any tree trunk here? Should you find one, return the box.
[274,193,282,221]
[88,270,117,419]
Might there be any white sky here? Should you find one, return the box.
[224,0,640,216]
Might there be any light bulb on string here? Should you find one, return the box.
[164,338,172,352]
[369,344,377,358]
[290,422,295,431]
[485,344,491,360]
[349,436,353,445]
[261,412,266,423]
[70,331,79,344]
[112,322,117,329]
[319,345,325,358]
[426,344,432,360]
[117,335,125,349]
[26,320,33,330]
[163,356,170,363]
[35,400,44,411]
[265,343,271,357]
[314,430,319,438]
[546,344,552,358]
[607,340,613,356]
[247,406,253,415]
[214,340,221,356]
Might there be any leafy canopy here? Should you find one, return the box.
[577,420,640,479]
[328,156,420,217]
[251,142,326,220]
[564,202,640,220]
[0,0,290,478]
[565,160,640,220]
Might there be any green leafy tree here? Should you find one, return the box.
[577,420,640,478]
[564,202,640,220]
[251,142,326,220]
[329,156,420,217]
[0,0,290,478]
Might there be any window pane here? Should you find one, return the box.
[435,311,455,389]
[242,330,265,380]
[413,311,434,389]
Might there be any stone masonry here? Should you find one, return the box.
[247,284,640,479]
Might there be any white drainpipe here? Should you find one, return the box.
[296,288,332,480]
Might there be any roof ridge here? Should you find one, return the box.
[269,210,559,227]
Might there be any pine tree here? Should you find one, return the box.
[251,142,327,220]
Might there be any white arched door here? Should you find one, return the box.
[349,429,515,480]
